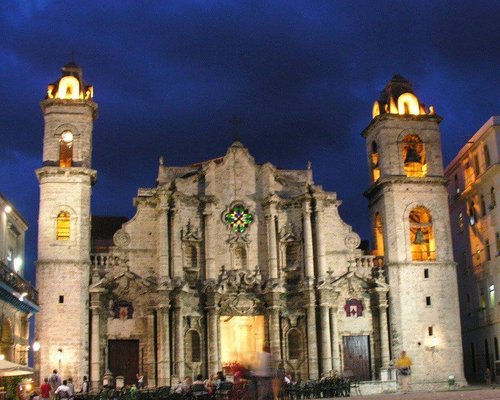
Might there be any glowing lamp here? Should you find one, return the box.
[4,205,12,214]
[13,257,22,272]
[32,341,40,352]
[61,131,73,143]
[57,348,63,361]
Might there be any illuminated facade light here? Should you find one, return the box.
[13,256,23,272]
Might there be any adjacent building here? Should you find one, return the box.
[35,64,465,391]
[0,193,39,366]
[445,116,500,381]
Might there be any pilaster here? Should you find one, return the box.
[302,200,315,278]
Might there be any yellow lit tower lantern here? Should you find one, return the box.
[35,62,98,386]
[363,75,466,389]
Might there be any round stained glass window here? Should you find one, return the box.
[224,204,254,233]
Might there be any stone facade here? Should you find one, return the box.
[0,193,38,366]
[444,116,500,382]
[36,66,465,391]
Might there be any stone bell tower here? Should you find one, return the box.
[363,75,465,389]
[35,62,97,384]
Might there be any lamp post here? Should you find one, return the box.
[57,349,63,372]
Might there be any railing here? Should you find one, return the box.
[90,253,121,269]
[0,260,38,305]
[352,255,384,270]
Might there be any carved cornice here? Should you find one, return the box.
[364,175,448,201]
[35,166,97,184]
[361,113,443,138]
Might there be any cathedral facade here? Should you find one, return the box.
[35,64,465,391]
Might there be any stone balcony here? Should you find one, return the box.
[0,260,38,306]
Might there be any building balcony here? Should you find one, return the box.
[0,260,38,306]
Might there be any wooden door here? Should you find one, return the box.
[342,335,371,381]
[108,340,139,386]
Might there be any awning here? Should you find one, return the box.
[0,360,34,377]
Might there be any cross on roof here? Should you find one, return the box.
[230,115,242,142]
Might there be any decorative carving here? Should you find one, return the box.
[227,232,250,245]
[181,220,201,242]
[219,265,262,293]
[279,223,301,241]
[219,293,262,315]
[112,300,134,320]
[113,229,130,248]
[344,232,361,250]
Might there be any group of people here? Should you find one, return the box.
[173,371,229,397]
[39,370,90,400]
[32,351,412,399]
[172,362,290,400]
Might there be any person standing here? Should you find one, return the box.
[54,380,71,400]
[40,378,51,400]
[485,368,492,386]
[66,378,74,400]
[136,373,144,389]
[80,376,89,394]
[48,370,61,400]
[396,350,412,393]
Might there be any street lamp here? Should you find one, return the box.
[57,349,63,372]
[426,336,439,354]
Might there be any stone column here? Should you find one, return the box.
[207,307,219,374]
[379,297,390,367]
[303,201,314,278]
[158,193,170,278]
[266,211,278,279]
[204,203,216,280]
[314,205,327,277]
[319,304,332,374]
[145,311,155,386]
[330,307,341,372]
[268,307,281,362]
[90,298,101,389]
[171,208,182,278]
[306,303,319,379]
[156,305,171,386]
[174,306,185,378]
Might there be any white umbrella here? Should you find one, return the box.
[0,359,34,377]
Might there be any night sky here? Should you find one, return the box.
[1,2,499,282]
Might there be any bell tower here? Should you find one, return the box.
[363,75,465,388]
[35,62,97,384]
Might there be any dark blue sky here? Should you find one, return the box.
[1,1,499,282]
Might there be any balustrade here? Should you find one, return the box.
[90,253,121,269]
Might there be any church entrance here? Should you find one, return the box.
[108,339,139,386]
[220,315,265,368]
[342,335,371,381]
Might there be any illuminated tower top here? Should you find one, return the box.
[371,74,435,119]
[46,61,94,100]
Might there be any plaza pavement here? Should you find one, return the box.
[345,386,500,399]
